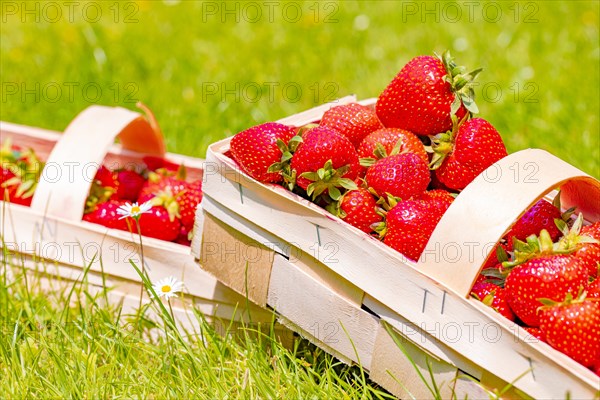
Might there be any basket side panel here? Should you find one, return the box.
[199,212,274,307]
[370,323,458,399]
[267,253,378,369]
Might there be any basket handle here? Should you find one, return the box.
[30,105,165,221]
[417,149,600,298]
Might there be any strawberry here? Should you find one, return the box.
[505,199,564,248]
[504,231,588,327]
[115,170,145,201]
[592,358,600,377]
[137,206,181,242]
[413,189,455,207]
[143,156,179,172]
[376,51,479,136]
[555,216,600,278]
[319,103,383,148]
[539,293,600,367]
[178,179,202,234]
[523,327,546,342]
[230,122,296,183]
[587,279,600,299]
[137,166,203,241]
[290,126,359,200]
[480,243,510,272]
[431,117,508,191]
[578,222,600,277]
[329,188,382,233]
[358,128,428,164]
[471,281,515,321]
[365,153,429,202]
[83,200,133,232]
[582,222,600,240]
[383,198,450,261]
[94,165,118,188]
[1,141,44,206]
[138,170,187,203]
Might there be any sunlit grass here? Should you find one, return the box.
[1,1,598,177]
[0,255,394,398]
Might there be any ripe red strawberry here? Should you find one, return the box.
[335,188,382,233]
[505,199,562,248]
[290,127,359,200]
[471,281,515,321]
[523,327,546,342]
[1,142,44,206]
[137,206,181,242]
[587,279,600,299]
[178,179,203,234]
[94,165,118,188]
[83,200,133,232]
[479,243,510,272]
[413,189,455,207]
[582,222,600,240]
[230,122,296,183]
[143,156,179,172]
[365,153,430,202]
[592,358,600,377]
[383,198,449,261]
[539,294,600,367]
[115,170,145,201]
[174,226,192,246]
[505,254,588,327]
[577,222,600,277]
[376,51,479,136]
[555,216,600,278]
[138,171,187,203]
[358,128,428,163]
[320,103,383,148]
[432,118,508,190]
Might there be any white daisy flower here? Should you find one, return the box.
[117,201,153,220]
[151,276,184,300]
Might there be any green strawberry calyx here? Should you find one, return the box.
[300,160,357,201]
[360,138,404,167]
[268,129,305,191]
[554,213,599,252]
[149,189,182,222]
[502,228,575,270]
[537,288,597,312]
[428,113,469,170]
[436,50,482,116]
[1,142,44,201]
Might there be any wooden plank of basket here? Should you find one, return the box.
[30,105,165,221]
[418,148,600,298]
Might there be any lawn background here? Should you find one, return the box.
[1,1,599,397]
[1,0,598,178]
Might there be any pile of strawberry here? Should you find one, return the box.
[1,139,44,206]
[227,51,600,373]
[229,51,506,261]
[472,210,600,375]
[82,156,202,245]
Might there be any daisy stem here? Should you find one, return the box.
[134,218,146,320]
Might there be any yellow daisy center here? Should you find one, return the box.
[131,206,141,214]
[161,285,171,293]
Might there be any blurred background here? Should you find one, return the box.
[1,0,598,177]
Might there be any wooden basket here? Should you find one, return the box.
[192,96,600,399]
[0,106,289,337]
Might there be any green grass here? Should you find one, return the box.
[0,256,394,399]
[1,1,599,397]
[1,1,598,177]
